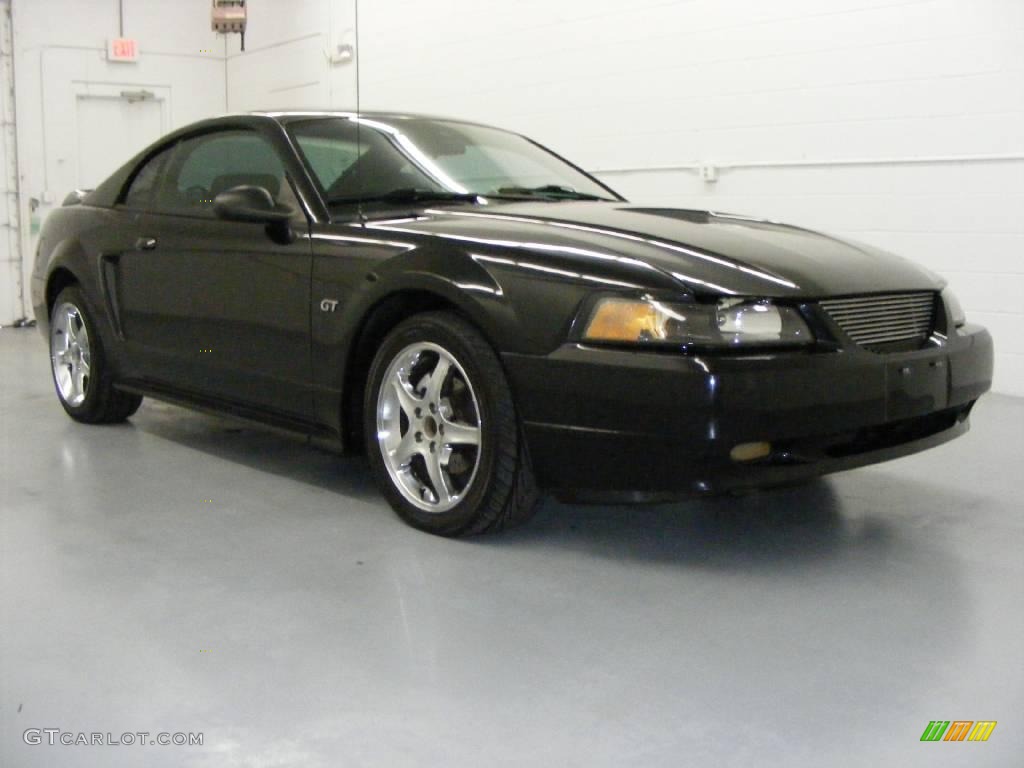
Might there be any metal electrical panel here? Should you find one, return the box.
[211,1,248,50]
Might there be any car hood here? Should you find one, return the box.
[363,202,941,298]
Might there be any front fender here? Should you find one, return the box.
[35,209,105,335]
[364,247,516,351]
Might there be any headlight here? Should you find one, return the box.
[582,297,813,347]
[941,287,966,328]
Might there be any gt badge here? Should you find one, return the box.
[320,299,339,313]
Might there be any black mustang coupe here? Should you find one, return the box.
[33,111,993,535]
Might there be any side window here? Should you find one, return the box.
[154,131,289,217]
[122,146,172,210]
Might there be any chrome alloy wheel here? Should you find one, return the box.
[376,342,482,513]
[51,301,92,407]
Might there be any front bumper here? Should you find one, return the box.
[503,325,993,499]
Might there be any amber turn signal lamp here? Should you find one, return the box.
[584,299,661,342]
[730,442,772,462]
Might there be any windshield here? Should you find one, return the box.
[289,116,620,206]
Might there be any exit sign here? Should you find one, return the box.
[107,38,139,63]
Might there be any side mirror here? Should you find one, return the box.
[213,185,294,224]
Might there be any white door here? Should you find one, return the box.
[75,93,166,189]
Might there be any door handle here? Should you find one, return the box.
[135,236,158,251]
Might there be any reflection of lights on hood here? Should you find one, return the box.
[670,272,736,296]
[370,221,654,282]
[421,208,798,290]
[427,209,652,251]
[650,238,797,289]
[353,117,470,194]
[736,265,796,289]
[471,253,641,289]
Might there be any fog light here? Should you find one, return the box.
[730,442,772,462]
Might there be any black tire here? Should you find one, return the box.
[364,311,538,536]
[49,286,142,424]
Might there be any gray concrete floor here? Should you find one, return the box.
[1,326,1022,768]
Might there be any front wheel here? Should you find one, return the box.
[364,312,537,536]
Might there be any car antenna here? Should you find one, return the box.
[355,0,366,224]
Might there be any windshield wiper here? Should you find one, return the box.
[327,188,482,206]
[492,185,613,202]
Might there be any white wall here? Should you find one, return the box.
[7,0,227,324]
[224,0,357,112]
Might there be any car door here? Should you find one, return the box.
[111,143,202,387]
[135,129,316,421]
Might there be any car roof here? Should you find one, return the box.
[248,109,507,131]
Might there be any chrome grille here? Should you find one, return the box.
[820,292,936,351]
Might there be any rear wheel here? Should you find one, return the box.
[364,311,537,536]
[49,286,142,423]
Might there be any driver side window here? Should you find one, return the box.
[154,131,296,217]
[122,146,173,210]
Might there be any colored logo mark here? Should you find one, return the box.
[920,721,997,742]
